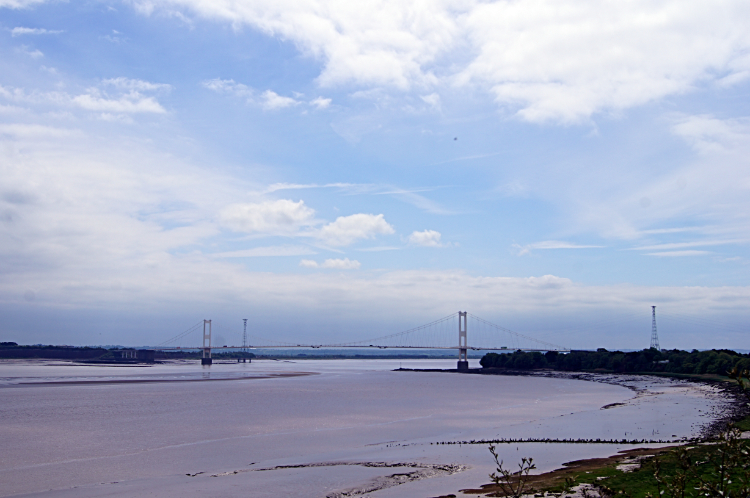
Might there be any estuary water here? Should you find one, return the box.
[0,359,731,498]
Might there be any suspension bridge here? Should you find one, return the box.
[155,312,570,370]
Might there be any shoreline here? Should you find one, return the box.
[399,367,750,439]
[396,367,749,497]
[459,445,681,497]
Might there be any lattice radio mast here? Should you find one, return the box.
[650,306,660,350]
[242,318,248,352]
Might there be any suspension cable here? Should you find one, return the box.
[155,321,203,347]
[468,313,568,351]
[328,313,458,347]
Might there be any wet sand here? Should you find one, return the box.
[14,371,316,387]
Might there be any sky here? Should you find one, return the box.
[1,0,749,350]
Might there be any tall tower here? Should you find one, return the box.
[457,311,468,371]
[650,306,660,350]
[242,318,248,352]
[202,319,212,365]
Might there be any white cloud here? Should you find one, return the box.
[262,182,364,194]
[137,0,750,122]
[357,246,401,252]
[102,77,171,92]
[96,112,135,124]
[420,93,440,109]
[317,213,395,246]
[219,199,316,234]
[5,253,750,348]
[459,0,750,123]
[103,30,126,44]
[153,0,454,91]
[322,258,360,269]
[202,80,299,110]
[202,78,253,98]
[0,123,82,139]
[300,258,361,269]
[645,250,711,257]
[484,111,750,247]
[0,123,240,314]
[408,229,442,247]
[309,96,331,109]
[72,92,166,114]
[496,181,528,198]
[671,115,750,154]
[260,90,299,110]
[514,241,605,256]
[0,0,47,8]
[527,241,605,250]
[632,240,744,251]
[638,227,703,236]
[11,27,63,36]
[17,46,43,58]
[570,114,750,242]
[213,246,317,258]
[0,82,168,115]
[0,103,25,114]
[258,182,451,215]
[380,188,452,215]
[217,199,396,247]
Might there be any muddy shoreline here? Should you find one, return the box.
[397,367,749,497]
[400,367,750,439]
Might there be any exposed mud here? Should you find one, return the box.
[207,460,466,497]
[11,371,316,387]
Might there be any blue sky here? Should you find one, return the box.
[1,0,750,349]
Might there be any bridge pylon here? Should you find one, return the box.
[202,319,212,365]
[457,311,468,371]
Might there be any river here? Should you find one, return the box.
[0,359,731,497]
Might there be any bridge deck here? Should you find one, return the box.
[155,345,569,352]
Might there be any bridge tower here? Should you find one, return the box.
[202,319,212,365]
[457,311,468,371]
[242,318,248,352]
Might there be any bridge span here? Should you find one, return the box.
[155,312,570,370]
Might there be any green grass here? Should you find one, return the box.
[539,417,750,498]
[734,415,750,432]
[597,451,690,497]
[546,466,623,492]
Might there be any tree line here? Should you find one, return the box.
[479,348,750,376]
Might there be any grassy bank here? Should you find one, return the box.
[465,396,750,498]
[462,418,750,497]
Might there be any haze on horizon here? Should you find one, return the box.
[1,0,749,350]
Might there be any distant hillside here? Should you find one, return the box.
[0,344,108,360]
